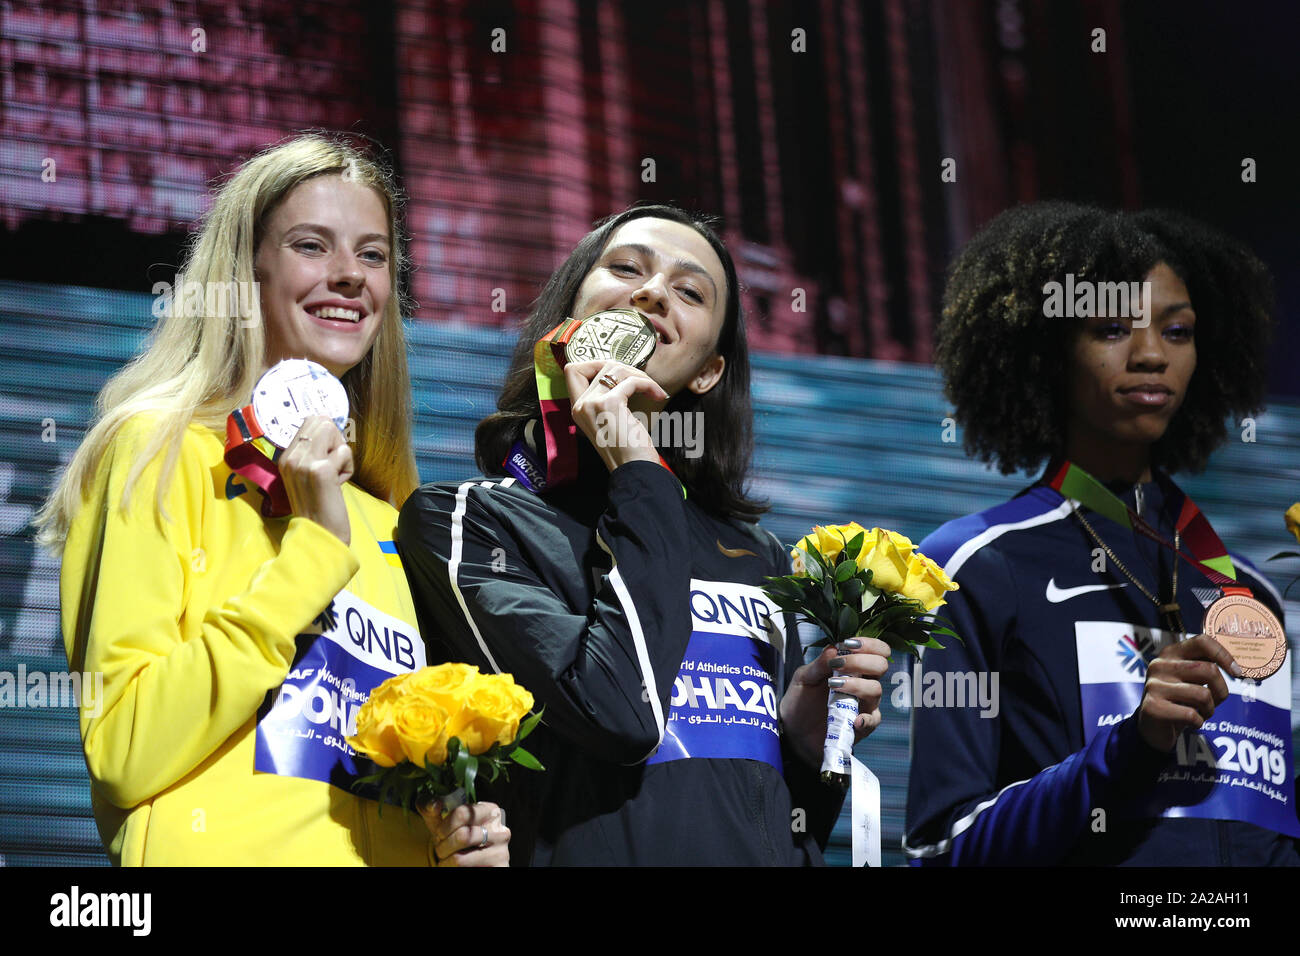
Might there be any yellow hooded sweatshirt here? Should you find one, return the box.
[60,415,430,865]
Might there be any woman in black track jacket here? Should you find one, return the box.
[399,205,889,865]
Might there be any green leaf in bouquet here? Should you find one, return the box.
[836,604,859,642]
[891,635,942,659]
[516,708,545,744]
[876,598,924,621]
[839,576,865,605]
[844,530,865,562]
[452,737,470,784]
[863,608,915,639]
[765,593,804,615]
[780,609,835,647]
[464,754,479,803]
[925,624,963,644]
[833,558,857,582]
[764,575,806,600]
[820,574,836,611]
[861,602,919,636]
[802,579,828,619]
[859,582,883,614]
[509,745,545,772]
[805,544,832,580]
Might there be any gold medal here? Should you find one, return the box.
[1203,593,1287,680]
[562,309,658,369]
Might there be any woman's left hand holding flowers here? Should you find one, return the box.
[780,638,891,769]
[419,799,510,868]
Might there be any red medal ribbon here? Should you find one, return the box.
[224,407,291,517]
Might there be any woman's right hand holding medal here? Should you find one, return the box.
[278,415,354,545]
[565,359,669,473]
[1137,634,1243,752]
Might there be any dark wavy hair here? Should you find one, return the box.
[936,202,1274,475]
[475,204,767,519]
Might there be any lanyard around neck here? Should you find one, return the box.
[1046,459,1240,589]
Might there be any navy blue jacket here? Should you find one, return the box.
[905,471,1299,865]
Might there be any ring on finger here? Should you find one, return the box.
[478,826,490,849]
[597,372,620,389]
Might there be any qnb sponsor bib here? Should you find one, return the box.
[255,588,426,794]
[648,579,787,771]
[1076,620,1300,837]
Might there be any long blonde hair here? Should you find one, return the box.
[35,133,419,549]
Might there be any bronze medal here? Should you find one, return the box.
[1202,593,1287,680]
[562,309,658,370]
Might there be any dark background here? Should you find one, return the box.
[3,0,1295,391]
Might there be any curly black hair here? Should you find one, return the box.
[936,201,1274,475]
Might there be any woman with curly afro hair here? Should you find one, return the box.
[905,202,1299,866]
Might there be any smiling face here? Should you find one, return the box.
[254,174,392,379]
[1066,262,1197,458]
[569,217,729,399]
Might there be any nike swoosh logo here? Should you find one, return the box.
[225,473,247,499]
[1045,578,1128,603]
[716,539,757,559]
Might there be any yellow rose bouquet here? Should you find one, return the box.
[347,663,543,813]
[763,522,961,787]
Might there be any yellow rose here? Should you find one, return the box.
[400,664,484,744]
[898,551,959,611]
[364,672,408,707]
[500,675,535,717]
[793,522,870,568]
[405,662,480,699]
[855,528,914,592]
[452,678,529,754]
[1286,503,1300,544]
[392,691,453,766]
[347,693,405,767]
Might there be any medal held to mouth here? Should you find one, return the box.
[547,308,658,370]
[224,358,350,517]
[525,309,659,491]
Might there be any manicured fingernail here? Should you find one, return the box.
[838,639,862,651]
[1229,661,1244,677]
[830,656,846,669]
[828,677,846,689]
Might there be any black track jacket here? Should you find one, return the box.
[398,457,843,865]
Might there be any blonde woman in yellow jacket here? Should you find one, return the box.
[36,135,508,866]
